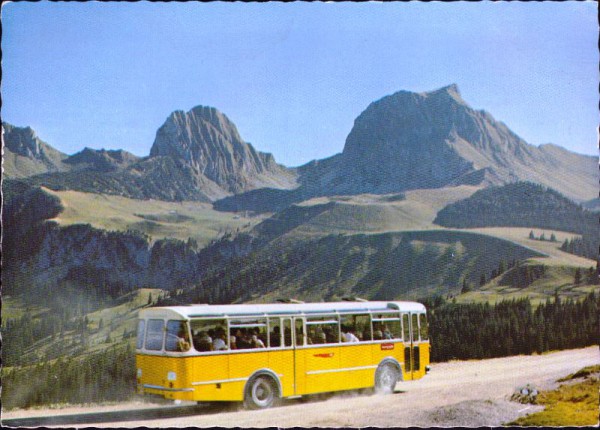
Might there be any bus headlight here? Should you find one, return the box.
[167,371,177,381]
[137,368,143,378]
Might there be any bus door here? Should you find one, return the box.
[292,317,306,395]
[411,313,421,377]
[280,317,295,396]
[403,313,421,380]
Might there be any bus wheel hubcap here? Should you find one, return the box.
[253,379,273,406]
[377,365,396,393]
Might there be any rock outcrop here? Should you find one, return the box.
[150,106,297,197]
[65,147,140,172]
[2,123,70,178]
[298,84,597,202]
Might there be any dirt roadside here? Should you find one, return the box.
[3,346,598,428]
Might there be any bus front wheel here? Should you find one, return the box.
[374,363,398,394]
[244,376,279,409]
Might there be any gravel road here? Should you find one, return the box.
[3,346,598,428]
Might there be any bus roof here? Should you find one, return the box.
[139,301,426,320]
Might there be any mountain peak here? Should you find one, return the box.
[421,83,464,104]
[2,122,70,178]
[149,106,296,195]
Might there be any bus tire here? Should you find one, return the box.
[244,375,279,410]
[374,363,399,394]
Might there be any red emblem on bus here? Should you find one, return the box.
[381,343,394,350]
[313,353,334,358]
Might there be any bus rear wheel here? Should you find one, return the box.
[374,363,398,394]
[244,376,279,409]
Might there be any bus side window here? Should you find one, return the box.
[145,319,165,351]
[165,320,191,352]
[355,314,371,341]
[307,316,339,344]
[372,313,401,340]
[419,313,429,340]
[283,319,292,347]
[384,318,402,340]
[402,314,410,341]
[268,318,282,348]
[295,319,305,346]
[190,319,227,352]
[412,313,419,342]
[229,318,267,349]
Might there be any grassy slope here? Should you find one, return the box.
[39,186,597,307]
[45,188,267,246]
[453,228,597,305]
[2,289,165,366]
[250,186,597,305]
[283,185,480,237]
[509,365,600,426]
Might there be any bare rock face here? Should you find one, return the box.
[65,147,140,172]
[3,122,70,178]
[301,84,596,202]
[150,106,296,195]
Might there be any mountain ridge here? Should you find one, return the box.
[299,84,596,200]
[4,85,597,203]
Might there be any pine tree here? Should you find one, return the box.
[461,279,472,294]
[498,260,506,276]
[574,268,582,285]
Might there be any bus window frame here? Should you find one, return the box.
[165,319,192,352]
[371,311,403,341]
[411,313,419,342]
[228,316,269,349]
[294,317,306,347]
[305,314,340,345]
[339,312,372,342]
[145,318,166,351]
[189,317,229,353]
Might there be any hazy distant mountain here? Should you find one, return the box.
[3,123,70,178]
[10,107,297,201]
[65,147,141,172]
[300,84,596,201]
[217,84,596,212]
[6,86,596,205]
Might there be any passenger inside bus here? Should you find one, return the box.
[212,327,228,351]
[341,325,359,342]
[270,326,281,347]
[251,330,266,348]
[177,327,191,352]
[193,330,213,352]
[165,321,191,352]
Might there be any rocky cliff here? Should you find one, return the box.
[3,123,70,178]
[300,84,597,201]
[9,106,297,201]
[150,106,297,197]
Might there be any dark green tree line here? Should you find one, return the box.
[426,292,599,362]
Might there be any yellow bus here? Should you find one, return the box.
[135,300,430,409]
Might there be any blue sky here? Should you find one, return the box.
[3,2,597,167]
